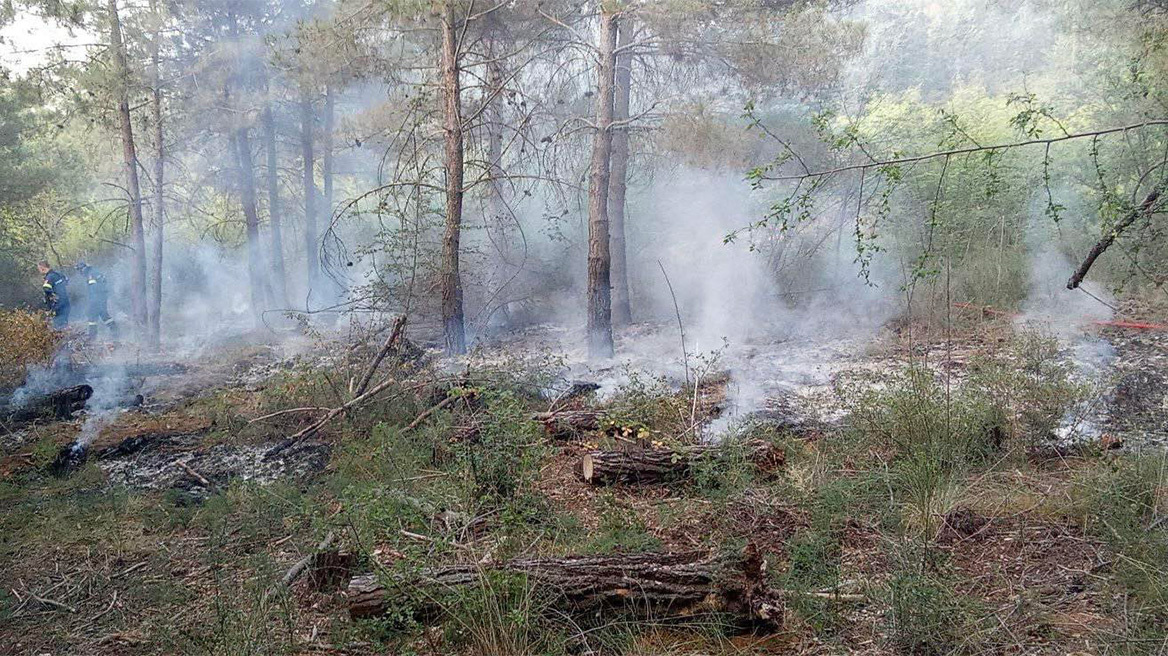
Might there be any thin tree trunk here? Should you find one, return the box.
[440,2,466,355]
[323,85,334,223]
[300,90,320,298]
[485,35,511,325]
[148,1,164,347]
[609,17,633,327]
[108,0,148,331]
[587,9,618,359]
[233,128,268,322]
[262,103,289,307]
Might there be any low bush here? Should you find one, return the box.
[0,308,62,391]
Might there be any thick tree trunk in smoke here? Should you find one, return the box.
[440,2,467,355]
[609,18,633,327]
[300,90,320,299]
[262,103,289,307]
[148,4,164,348]
[108,0,148,331]
[233,129,269,322]
[587,9,618,359]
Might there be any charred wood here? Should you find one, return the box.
[4,384,93,425]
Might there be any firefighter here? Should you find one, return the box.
[75,261,118,340]
[37,260,70,329]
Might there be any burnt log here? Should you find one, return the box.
[532,409,602,439]
[4,384,93,424]
[347,548,782,629]
[581,441,784,485]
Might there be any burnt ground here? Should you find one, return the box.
[1100,327,1168,446]
[0,320,1165,655]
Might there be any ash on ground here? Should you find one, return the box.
[93,430,330,499]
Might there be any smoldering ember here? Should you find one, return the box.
[5,2,1168,656]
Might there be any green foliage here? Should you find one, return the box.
[454,388,544,511]
[886,569,985,656]
[439,572,567,656]
[839,330,1082,540]
[1071,453,1168,642]
[964,329,1090,443]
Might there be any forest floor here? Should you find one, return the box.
[1,312,1166,655]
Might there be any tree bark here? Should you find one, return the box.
[148,1,164,347]
[300,90,320,299]
[323,85,334,224]
[609,17,633,327]
[580,442,785,485]
[108,0,148,332]
[262,102,289,307]
[484,34,512,325]
[1067,188,1162,289]
[346,549,782,629]
[233,128,269,322]
[587,9,618,359]
[440,2,467,355]
[532,409,602,439]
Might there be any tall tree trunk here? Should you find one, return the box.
[300,90,320,299]
[262,103,289,307]
[609,18,633,327]
[587,9,618,359]
[323,85,334,222]
[233,128,268,323]
[108,0,148,332]
[440,2,466,355]
[485,35,511,325]
[148,1,164,347]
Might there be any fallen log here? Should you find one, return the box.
[545,380,601,408]
[531,409,602,439]
[347,547,782,629]
[580,441,784,486]
[3,384,93,424]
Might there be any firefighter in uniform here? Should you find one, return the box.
[75,261,118,340]
[37,260,70,329]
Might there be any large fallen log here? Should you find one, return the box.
[347,547,782,629]
[531,409,602,439]
[580,441,784,485]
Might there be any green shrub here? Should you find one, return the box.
[886,571,985,655]
[440,572,566,656]
[1071,454,1168,642]
[454,388,545,513]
